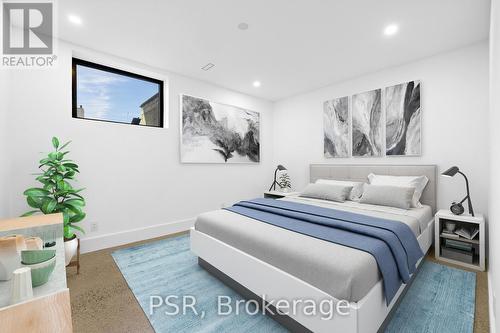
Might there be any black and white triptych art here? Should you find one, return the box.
[352,89,383,157]
[385,81,421,156]
[181,94,260,164]
[323,96,349,158]
[323,80,421,158]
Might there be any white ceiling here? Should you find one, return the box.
[58,0,490,101]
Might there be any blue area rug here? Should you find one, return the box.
[112,234,476,333]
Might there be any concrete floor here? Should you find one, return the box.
[67,233,489,333]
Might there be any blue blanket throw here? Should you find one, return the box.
[225,198,424,304]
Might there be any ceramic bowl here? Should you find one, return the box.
[21,250,56,265]
[22,256,56,287]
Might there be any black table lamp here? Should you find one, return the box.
[441,166,474,216]
[269,165,287,191]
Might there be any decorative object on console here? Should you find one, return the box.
[22,255,56,287]
[323,96,349,158]
[278,172,291,192]
[24,237,43,250]
[269,165,287,191]
[9,267,33,305]
[441,166,474,216]
[385,80,421,156]
[21,137,86,267]
[0,235,25,281]
[352,89,383,156]
[21,250,56,265]
[180,94,260,164]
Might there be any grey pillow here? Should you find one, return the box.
[299,183,353,202]
[315,179,365,201]
[359,184,415,209]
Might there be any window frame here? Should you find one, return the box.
[71,57,165,128]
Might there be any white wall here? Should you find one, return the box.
[0,70,10,216]
[489,1,500,331]
[273,42,489,215]
[4,41,274,252]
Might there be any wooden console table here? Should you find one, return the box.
[0,214,73,332]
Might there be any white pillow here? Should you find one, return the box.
[315,179,365,201]
[360,185,415,209]
[299,183,353,202]
[367,173,429,208]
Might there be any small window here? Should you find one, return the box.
[72,58,164,128]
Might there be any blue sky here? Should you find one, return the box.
[76,65,159,123]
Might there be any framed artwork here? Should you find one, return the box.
[351,89,383,157]
[385,80,421,156]
[180,94,260,163]
[323,96,349,158]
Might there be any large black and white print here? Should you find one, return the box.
[352,89,383,156]
[323,96,349,158]
[181,95,260,163]
[385,81,421,156]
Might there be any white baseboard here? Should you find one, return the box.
[489,272,497,333]
[80,217,195,254]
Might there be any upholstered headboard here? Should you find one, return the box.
[309,164,437,213]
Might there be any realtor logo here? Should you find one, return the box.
[1,1,56,68]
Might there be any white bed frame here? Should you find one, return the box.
[191,164,437,333]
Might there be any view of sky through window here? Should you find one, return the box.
[76,64,160,125]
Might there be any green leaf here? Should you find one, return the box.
[70,224,85,234]
[65,198,85,207]
[65,203,83,216]
[62,210,70,225]
[69,212,86,223]
[21,210,39,217]
[52,137,59,149]
[48,152,58,160]
[64,225,73,239]
[67,192,84,200]
[63,171,75,179]
[23,188,50,197]
[63,163,78,169]
[27,196,44,208]
[41,198,57,214]
[59,141,72,151]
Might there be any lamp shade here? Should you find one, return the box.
[277,165,287,171]
[442,166,459,177]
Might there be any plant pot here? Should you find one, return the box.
[64,236,78,266]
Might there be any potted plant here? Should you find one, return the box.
[279,172,292,192]
[22,137,85,266]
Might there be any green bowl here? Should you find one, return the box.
[22,256,56,287]
[21,250,56,265]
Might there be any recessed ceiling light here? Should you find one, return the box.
[383,24,399,36]
[238,22,249,31]
[253,81,261,87]
[68,14,82,25]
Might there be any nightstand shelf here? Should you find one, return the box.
[434,209,485,271]
[264,191,300,199]
[439,232,479,244]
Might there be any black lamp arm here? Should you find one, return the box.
[269,168,280,191]
[458,171,474,216]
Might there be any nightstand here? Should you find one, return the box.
[434,209,485,271]
[264,191,300,199]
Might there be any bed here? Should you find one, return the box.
[190,164,437,333]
